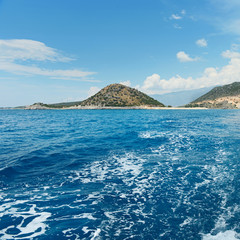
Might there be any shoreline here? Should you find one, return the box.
[21,104,209,110]
[3,105,240,110]
[3,106,217,110]
[65,106,209,110]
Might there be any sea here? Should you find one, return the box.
[0,109,239,240]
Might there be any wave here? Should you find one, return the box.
[0,166,19,178]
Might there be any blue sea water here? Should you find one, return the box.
[0,109,240,240]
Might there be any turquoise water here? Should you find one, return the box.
[0,109,240,239]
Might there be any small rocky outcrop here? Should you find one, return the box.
[25,103,49,110]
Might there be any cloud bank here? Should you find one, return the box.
[139,49,240,94]
[0,39,96,81]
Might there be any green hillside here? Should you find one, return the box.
[185,82,240,109]
[192,82,240,103]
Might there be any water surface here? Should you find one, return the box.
[0,109,239,239]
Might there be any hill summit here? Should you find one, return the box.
[185,82,240,109]
[80,84,165,107]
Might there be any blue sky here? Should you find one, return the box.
[1,0,240,107]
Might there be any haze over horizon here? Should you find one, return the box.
[1,0,240,107]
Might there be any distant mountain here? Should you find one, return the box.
[185,82,240,109]
[151,87,213,107]
[80,84,164,107]
[26,84,165,109]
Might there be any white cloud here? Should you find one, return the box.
[88,86,101,97]
[0,60,96,81]
[208,1,240,36]
[181,10,186,15]
[196,38,208,47]
[139,49,240,94]
[120,80,131,87]
[173,24,182,29]
[177,51,198,62]
[142,74,161,90]
[169,10,186,29]
[171,14,182,20]
[170,10,186,20]
[231,43,240,51]
[210,0,240,10]
[0,39,96,81]
[221,50,240,59]
[141,74,197,94]
[0,39,71,62]
[222,19,240,35]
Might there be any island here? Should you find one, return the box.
[26,84,165,109]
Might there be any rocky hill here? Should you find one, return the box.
[185,82,240,109]
[78,84,164,107]
[26,84,165,109]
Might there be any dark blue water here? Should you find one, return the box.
[0,109,239,240]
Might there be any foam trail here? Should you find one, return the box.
[202,230,240,240]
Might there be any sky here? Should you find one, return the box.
[1,0,240,107]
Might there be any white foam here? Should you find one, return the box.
[73,213,97,220]
[81,178,91,183]
[138,131,165,139]
[91,228,101,240]
[82,226,90,234]
[202,230,240,240]
[86,193,101,200]
[0,201,51,239]
[64,143,238,240]
[180,217,193,227]
[116,154,142,177]
[104,211,115,219]
[62,228,81,239]
[90,165,108,181]
[120,193,127,198]
[195,179,211,189]
[62,228,76,234]
[82,227,101,240]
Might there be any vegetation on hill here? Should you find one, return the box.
[191,82,240,103]
[185,82,240,109]
[45,101,82,108]
[79,84,165,107]
[26,84,165,109]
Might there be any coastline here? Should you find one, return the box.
[5,105,240,110]
[21,105,209,110]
